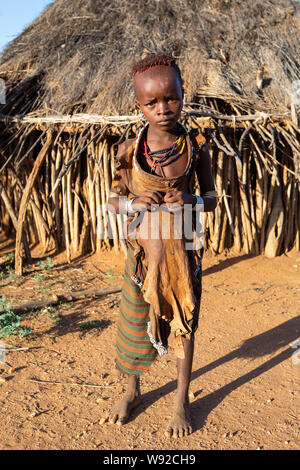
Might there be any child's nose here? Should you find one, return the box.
[157,101,170,115]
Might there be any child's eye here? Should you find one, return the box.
[145,101,155,106]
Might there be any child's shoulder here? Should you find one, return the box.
[114,137,136,170]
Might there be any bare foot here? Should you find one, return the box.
[165,397,192,438]
[100,377,141,426]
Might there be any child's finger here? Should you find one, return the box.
[164,192,180,203]
[150,192,163,204]
[138,197,159,210]
[166,202,182,213]
[142,191,162,204]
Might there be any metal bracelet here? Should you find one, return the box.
[192,194,204,209]
[125,198,137,216]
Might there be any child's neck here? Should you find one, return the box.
[147,123,179,148]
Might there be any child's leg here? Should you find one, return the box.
[165,334,194,438]
[100,374,141,426]
[100,250,157,426]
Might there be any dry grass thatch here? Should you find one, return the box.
[0,0,299,116]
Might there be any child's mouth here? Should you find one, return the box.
[157,118,175,125]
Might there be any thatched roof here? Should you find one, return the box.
[0,0,299,117]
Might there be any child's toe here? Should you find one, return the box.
[109,413,119,424]
[99,416,108,425]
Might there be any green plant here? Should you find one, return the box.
[37,257,55,271]
[60,302,74,309]
[48,311,62,323]
[0,295,32,338]
[6,265,18,280]
[34,273,44,285]
[78,320,100,330]
[39,286,51,295]
[6,252,15,262]
[106,268,117,284]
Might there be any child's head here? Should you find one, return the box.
[132,53,183,86]
[132,53,184,132]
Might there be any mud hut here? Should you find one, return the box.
[0,0,299,275]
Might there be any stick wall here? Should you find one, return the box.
[0,117,299,274]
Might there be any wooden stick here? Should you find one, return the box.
[25,378,115,388]
[14,132,52,275]
[73,161,81,254]
[67,151,74,248]
[222,190,235,236]
[94,142,104,252]
[247,150,259,254]
[103,141,119,251]
[31,185,48,246]
[0,347,31,352]
[87,138,97,253]
[62,143,71,263]
[0,111,291,127]
[11,284,122,314]
[109,142,127,255]
[54,145,62,244]
[235,148,253,253]
[264,179,285,258]
[99,147,109,248]
[0,181,31,261]
[284,178,295,252]
[218,154,228,253]
[16,129,47,169]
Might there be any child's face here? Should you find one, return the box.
[133,66,183,133]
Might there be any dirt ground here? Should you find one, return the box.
[0,235,299,451]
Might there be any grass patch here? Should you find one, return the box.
[37,257,55,271]
[78,319,111,331]
[0,295,32,338]
[106,268,118,284]
[78,320,101,330]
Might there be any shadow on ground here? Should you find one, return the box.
[130,316,299,429]
[27,298,113,339]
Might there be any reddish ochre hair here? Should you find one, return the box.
[132,53,183,85]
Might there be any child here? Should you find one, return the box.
[100,53,217,438]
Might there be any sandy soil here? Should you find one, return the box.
[0,237,299,451]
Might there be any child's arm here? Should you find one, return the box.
[108,141,130,214]
[163,143,217,212]
[108,142,163,214]
[195,143,217,212]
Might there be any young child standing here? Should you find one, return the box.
[100,53,217,438]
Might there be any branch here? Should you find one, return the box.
[10,284,122,315]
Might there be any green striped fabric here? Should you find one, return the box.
[115,252,157,376]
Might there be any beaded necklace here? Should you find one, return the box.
[142,134,186,173]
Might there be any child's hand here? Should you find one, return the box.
[164,190,195,212]
[132,190,163,211]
